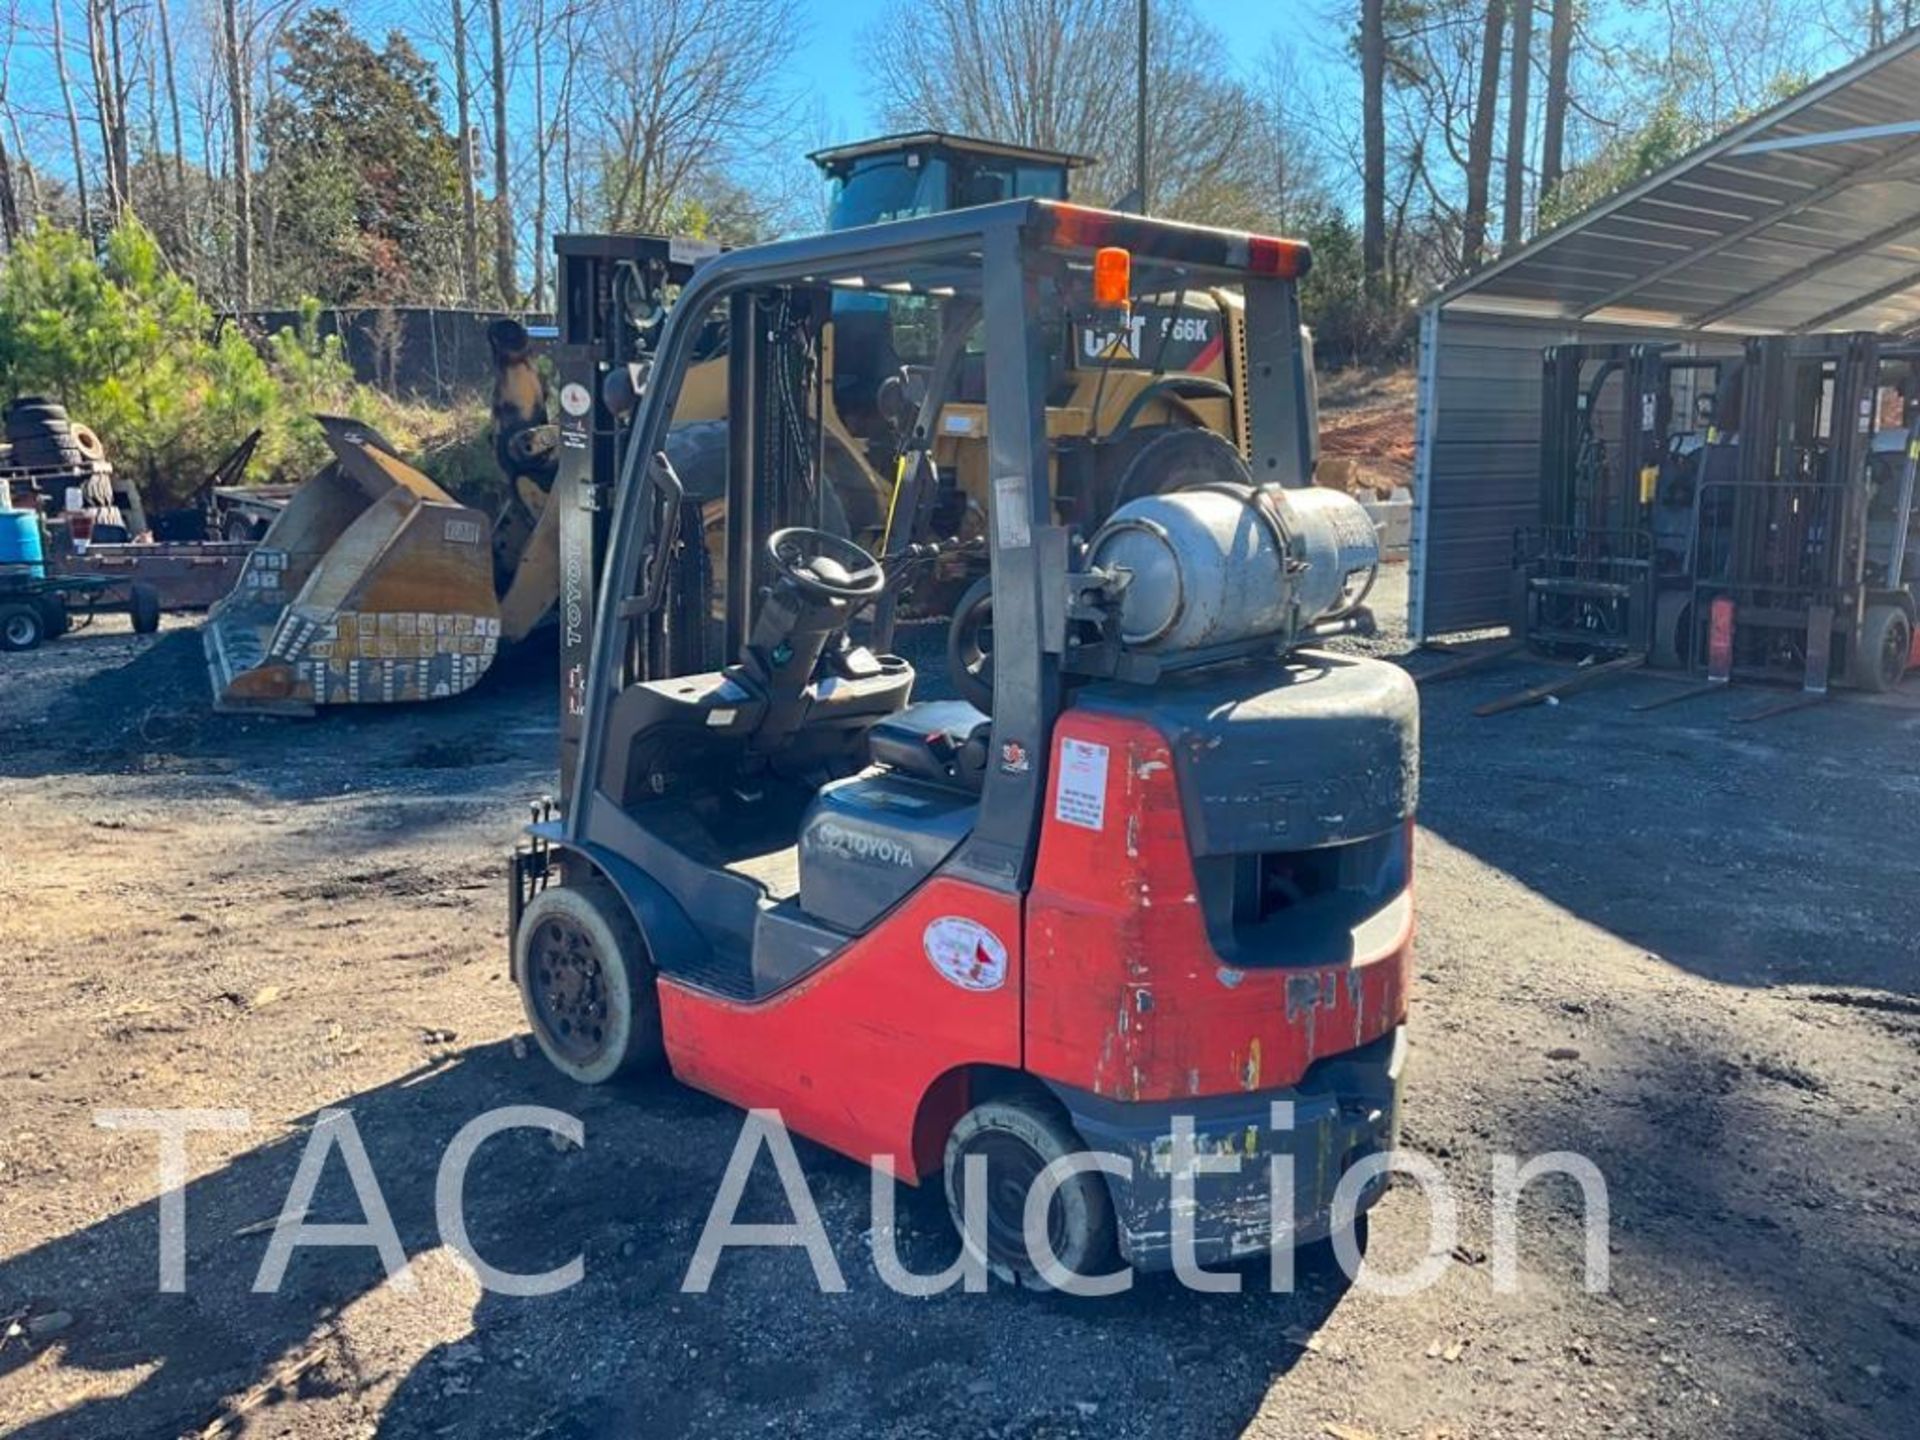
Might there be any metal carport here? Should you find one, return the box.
[1410,30,1920,638]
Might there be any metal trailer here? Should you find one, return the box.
[51,539,250,615]
[0,571,117,651]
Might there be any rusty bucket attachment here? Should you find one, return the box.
[203,417,503,714]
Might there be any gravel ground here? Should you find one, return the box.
[0,580,1915,1440]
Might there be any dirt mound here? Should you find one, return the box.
[44,627,251,768]
[1316,365,1417,498]
[1321,409,1415,465]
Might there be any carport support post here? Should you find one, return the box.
[1409,303,1442,641]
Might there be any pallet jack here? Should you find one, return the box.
[507,201,1416,1285]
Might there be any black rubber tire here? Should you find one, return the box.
[1854,604,1911,694]
[129,583,161,635]
[661,418,729,505]
[944,1094,1119,1290]
[1651,590,1694,670]
[12,439,83,464]
[223,513,261,544]
[946,575,994,713]
[515,879,663,1085]
[1104,425,1254,514]
[5,405,71,438]
[0,602,45,652]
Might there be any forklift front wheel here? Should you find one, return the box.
[1855,605,1911,693]
[945,1097,1118,1291]
[515,880,663,1085]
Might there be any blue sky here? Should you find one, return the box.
[794,0,1330,143]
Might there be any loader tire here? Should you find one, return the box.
[1651,591,1694,670]
[1105,425,1251,516]
[516,879,663,1085]
[946,576,994,713]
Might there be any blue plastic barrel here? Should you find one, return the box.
[0,508,45,576]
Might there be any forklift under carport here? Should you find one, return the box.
[508,200,1417,1284]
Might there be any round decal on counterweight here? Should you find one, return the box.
[559,381,592,417]
[923,916,1008,992]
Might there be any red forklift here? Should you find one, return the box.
[508,200,1416,1284]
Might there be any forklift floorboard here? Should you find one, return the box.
[724,844,801,902]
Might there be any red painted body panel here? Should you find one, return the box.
[1023,710,1411,1102]
[658,878,1023,1181]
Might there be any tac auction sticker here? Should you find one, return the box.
[924,916,1008,992]
[559,381,592,417]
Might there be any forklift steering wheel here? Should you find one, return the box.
[767,527,886,602]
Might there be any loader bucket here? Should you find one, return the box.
[203,417,503,714]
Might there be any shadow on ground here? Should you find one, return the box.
[0,1042,1351,1440]
[0,627,561,799]
[1410,654,1920,995]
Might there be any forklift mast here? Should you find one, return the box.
[551,234,715,802]
[1690,330,1920,688]
[1523,342,1731,658]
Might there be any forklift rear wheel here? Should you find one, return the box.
[944,1096,1118,1290]
[0,602,45,652]
[1855,605,1911,693]
[515,880,663,1085]
[129,583,162,636]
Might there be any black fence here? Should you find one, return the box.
[230,306,554,400]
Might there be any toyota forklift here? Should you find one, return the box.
[508,200,1416,1285]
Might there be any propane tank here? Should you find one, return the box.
[1087,483,1379,654]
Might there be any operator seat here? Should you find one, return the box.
[865,699,992,793]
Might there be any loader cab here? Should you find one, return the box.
[810,133,1089,433]
[813,131,1085,232]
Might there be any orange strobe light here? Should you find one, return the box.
[1093,246,1131,310]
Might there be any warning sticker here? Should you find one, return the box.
[924,917,1008,992]
[992,475,1032,550]
[1054,739,1110,831]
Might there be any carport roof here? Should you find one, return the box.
[1437,31,1920,335]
